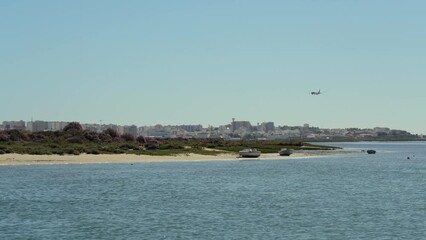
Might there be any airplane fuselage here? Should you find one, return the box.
[311,90,321,95]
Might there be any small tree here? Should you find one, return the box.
[145,139,160,150]
[63,122,83,132]
[6,129,29,142]
[121,133,135,142]
[84,131,100,142]
[103,128,119,138]
[136,136,147,144]
[0,132,9,142]
[98,132,112,143]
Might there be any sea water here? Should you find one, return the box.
[0,142,425,239]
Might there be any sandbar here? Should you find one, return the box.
[0,149,360,166]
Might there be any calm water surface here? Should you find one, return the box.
[1,142,425,239]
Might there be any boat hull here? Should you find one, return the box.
[239,153,261,158]
[279,149,293,156]
[239,148,261,158]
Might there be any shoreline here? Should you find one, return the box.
[0,149,361,166]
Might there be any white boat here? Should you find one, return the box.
[239,148,261,158]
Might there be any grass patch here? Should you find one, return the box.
[0,129,337,156]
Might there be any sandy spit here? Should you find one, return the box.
[0,150,361,166]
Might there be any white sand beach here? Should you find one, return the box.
[0,149,361,166]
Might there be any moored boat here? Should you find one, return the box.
[279,148,293,156]
[367,150,376,154]
[239,148,261,158]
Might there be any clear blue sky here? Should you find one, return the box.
[1,0,426,134]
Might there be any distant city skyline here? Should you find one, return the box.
[1,118,420,135]
[2,1,426,134]
[2,119,420,141]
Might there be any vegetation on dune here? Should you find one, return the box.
[0,123,336,156]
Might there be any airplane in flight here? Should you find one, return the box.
[311,89,322,95]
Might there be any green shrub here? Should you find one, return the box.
[91,150,100,155]
[66,137,84,144]
[66,149,75,155]
[103,128,119,138]
[52,149,65,155]
[119,143,139,150]
[121,133,135,142]
[28,149,51,155]
[84,131,100,142]
[49,144,60,148]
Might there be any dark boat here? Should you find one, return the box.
[279,148,293,156]
[367,150,376,154]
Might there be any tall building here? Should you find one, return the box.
[2,121,26,130]
[123,125,138,137]
[47,121,69,131]
[179,125,203,132]
[26,121,33,131]
[261,122,275,133]
[32,121,48,132]
[231,118,252,132]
